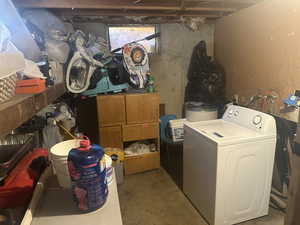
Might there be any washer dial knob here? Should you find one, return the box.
[253,115,262,125]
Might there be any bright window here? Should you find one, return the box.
[108,26,158,53]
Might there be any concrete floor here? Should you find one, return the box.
[118,169,284,225]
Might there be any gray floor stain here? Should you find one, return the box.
[118,169,284,225]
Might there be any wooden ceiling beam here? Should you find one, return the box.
[12,0,176,9]
[52,9,222,18]
[184,7,235,12]
[184,0,263,10]
[71,18,184,24]
[62,13,218,24]
[15,4,177,10]
[184,0,261,4]
[13,0,235,12]
[66,16,217,24]
[66,13,220,18]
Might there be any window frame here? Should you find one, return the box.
[107,24,160,55]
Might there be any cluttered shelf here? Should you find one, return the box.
[0,82,66,137]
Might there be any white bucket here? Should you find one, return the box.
[50,139,81,188]
[185,102,218,122]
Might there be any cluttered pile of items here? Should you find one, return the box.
[23,9,158,96]
[66,30,158,95]
[0,8,164,224]
[0,22,49,103]
[0,9,142,224]
[0,9,159,106]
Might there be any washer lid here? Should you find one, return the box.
[185,119,275,146]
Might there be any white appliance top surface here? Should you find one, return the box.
[185,119,275,146]
[195,120,258,138]
[185,105,276,146]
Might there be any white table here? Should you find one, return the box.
[30,172,123,225]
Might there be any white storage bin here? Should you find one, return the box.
[0,41,25,103]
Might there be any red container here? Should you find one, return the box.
[0,148,48,208]
[15,79,46,94]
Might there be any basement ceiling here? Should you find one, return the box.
[13,0,265,23]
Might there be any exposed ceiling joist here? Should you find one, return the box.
[184,7,234,12]
[13,0,235,12]
[13,0,265,24]
[184,0,264,9]
[73,18,183,24]
[52,9,223,18]
[68,15,217,24]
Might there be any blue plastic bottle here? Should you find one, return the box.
[67,137,108,212]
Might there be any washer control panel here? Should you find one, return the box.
[227,109,234,118]
[223,105,275,133]
[227,109,240,118]
[234,110,239,116]
[253,115,262,125]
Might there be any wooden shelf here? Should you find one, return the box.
[0,82,66,137]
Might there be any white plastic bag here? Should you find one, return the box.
[0,41,25,79]
[49,61,64,83]
[22,9,66,36]
[45,39,70,63]
[23,59,46,79]
[0,22,11,52]
[124,142,151,155]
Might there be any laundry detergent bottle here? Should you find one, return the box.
[67,137,108,211]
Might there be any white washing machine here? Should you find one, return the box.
[183,105,276,225]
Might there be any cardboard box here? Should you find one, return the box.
[169,119,187,142]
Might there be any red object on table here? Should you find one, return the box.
[15,79,46,94]
[0,148,48,208]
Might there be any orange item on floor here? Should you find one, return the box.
[15,79,46,94]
